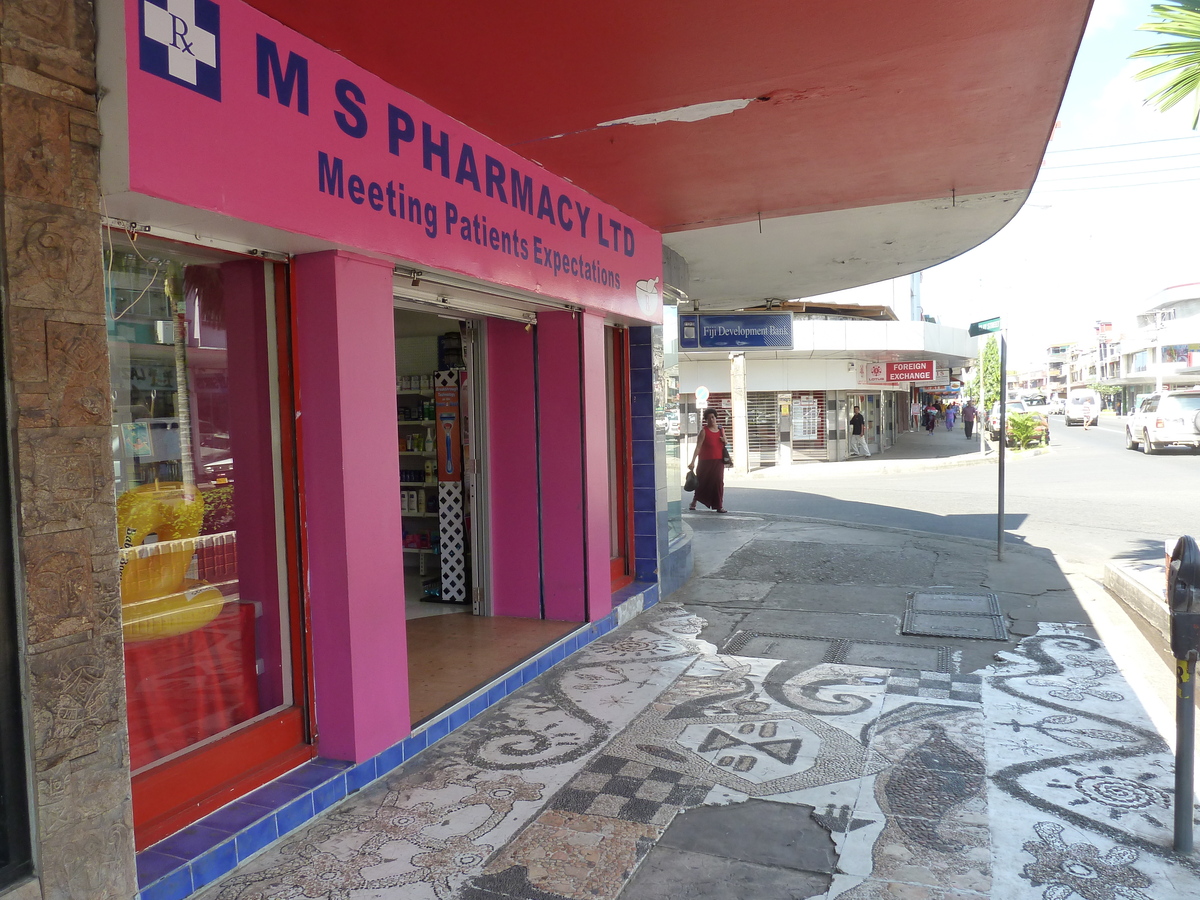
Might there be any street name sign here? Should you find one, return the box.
[968,317,1002,337]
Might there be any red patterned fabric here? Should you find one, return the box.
[124,602,259,771]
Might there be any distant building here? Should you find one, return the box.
[1110,285,1200,410]
[1045,342,1071,398]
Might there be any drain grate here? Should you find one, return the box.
[901,590,1009,641]
[721,631,954,673]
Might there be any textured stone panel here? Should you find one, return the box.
[27,632,125,769]
[2,4,138,898]
[3,0,73,50]
[25,528,96,645]
[71,0,98,61]
[1,26,97,92]
[9,304,50,384]
[35,730,131,840]
[37,804,136,900]
[46,319,108,426]
[69,127,100,212]
[89,547,122,639]
[1,83,74,205]
[4,196,102,313]
[17,427,113,536]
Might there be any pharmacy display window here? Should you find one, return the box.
[105,231,310,848]
[606,327,634,590]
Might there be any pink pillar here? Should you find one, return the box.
[536,312,586,622]
[294,250,409,761]
[486,319,541,617]
[580,313,613,619]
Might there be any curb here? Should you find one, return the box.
[1103,561,1168,642]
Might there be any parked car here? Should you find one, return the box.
[1064,389,1101,427]
[987,400,1050,446]
[1125,390,1200,454]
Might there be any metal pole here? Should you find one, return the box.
[998,333,1007,560]
[1177,650,1197,853]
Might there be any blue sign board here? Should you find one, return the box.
[679,313,793,350]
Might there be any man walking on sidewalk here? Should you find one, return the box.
[962,399,977,439]
[849,406,870,457]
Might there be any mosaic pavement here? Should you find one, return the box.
[197,608,1200,900]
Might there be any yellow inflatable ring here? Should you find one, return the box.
[116,482,226,642]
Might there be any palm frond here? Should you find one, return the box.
[1132,1,1200,128]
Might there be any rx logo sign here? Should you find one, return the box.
[139,0,221,101]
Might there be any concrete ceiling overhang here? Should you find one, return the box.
[245,0,1093,307]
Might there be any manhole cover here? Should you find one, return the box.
[722,631,954,673]
[902,591,1009,641]
[909,591,1001,616]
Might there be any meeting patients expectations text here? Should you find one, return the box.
[256,36,630,290]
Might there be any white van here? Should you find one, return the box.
[1065,389,1101,427]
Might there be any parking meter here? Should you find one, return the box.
[1169,535,1200,659]
[1168,534,1200,854]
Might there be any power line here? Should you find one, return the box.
[1034,174,1200,193]
[1038,163,1200,183]
[1044,134,1200,155]
[1041,150,1200,170]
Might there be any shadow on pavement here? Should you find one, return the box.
[717,487,1029,544]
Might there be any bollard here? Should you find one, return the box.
[1168,535,1200,853]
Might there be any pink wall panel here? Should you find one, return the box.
[220,260,285,709]
[295,251,409,762]
[580,313,613,619]
[486,320,541,618]
[536,312,586,622]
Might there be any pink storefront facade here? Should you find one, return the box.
[89,0,671,893]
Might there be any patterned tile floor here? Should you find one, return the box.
[196,607,1200,900]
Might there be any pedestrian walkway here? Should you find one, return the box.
[740,425,999,483]
[193,516,1197,900]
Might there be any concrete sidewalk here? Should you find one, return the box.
[195,515,1198,900]
[735,424,1013,481]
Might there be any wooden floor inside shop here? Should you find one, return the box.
[405,611,578,724]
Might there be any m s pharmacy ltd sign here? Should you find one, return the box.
[105,0,663,321]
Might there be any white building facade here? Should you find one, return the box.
[1112,286,1200,411]
[679,315,978,466]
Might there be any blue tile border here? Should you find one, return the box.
[140,865,192,900]
[234,816,278,861]
[136,579,661,899]
[190,841,237,892]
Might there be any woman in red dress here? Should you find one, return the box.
[687,408,728,513]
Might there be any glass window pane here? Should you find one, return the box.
[605,328,620,556]
[662,305,682,542]
[105,232,291,772]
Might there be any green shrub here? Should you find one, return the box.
[1006,412,1044,449]
[200,485,235,534]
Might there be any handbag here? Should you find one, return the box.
[683,469,697,492]
[721,442,733,468]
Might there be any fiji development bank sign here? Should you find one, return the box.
[679,314,793,351]
[109,0,663,321]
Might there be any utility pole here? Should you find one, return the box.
[969,318,1005,560]
[998,331,1007,560]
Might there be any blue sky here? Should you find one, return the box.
[919,0,1200,367]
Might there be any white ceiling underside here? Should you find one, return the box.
[665,190,1028,307]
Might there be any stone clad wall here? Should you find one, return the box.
[0,1,137,897]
